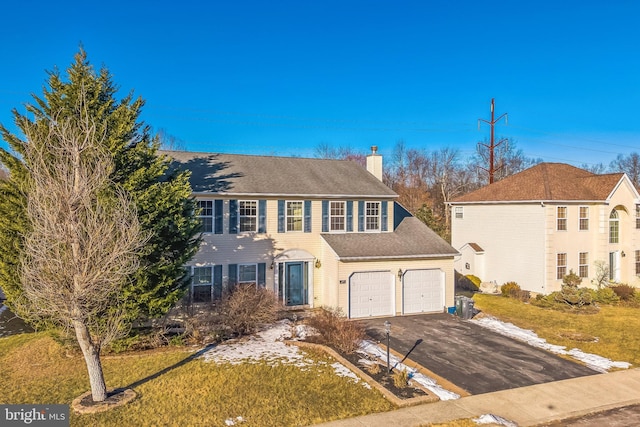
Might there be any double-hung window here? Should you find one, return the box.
[239,200,257,232]
[609,210,619,243]
[238,264,257,286]
[636,205,640,229]
[330,201,345,231]
[557,207,567,231]
[365,201,380,231]
[192,266,213,302]
[579,206,589,231]
[286,201,304,232]
[557,253,567,279]
[636,250,640,275]
[197,200,213,233]
[455,206,463,219]
[579,252,589,278]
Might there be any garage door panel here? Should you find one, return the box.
[350,271,394,318]
[403,269,444,314]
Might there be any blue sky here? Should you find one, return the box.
[1,1,639,167]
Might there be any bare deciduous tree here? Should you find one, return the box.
[19,102,146,402]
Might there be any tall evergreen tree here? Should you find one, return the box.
[0,49,201,324]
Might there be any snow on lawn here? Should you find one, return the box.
[473,413,517,427]
[358,340,460,401]
[200,320,369,387]
[472,315,631,372]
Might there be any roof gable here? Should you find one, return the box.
[453,163,625,203]
[162,150,397,198]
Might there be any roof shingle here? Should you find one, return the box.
[453,163,624,203]
[162,150,397,197]
[321,217,458,260]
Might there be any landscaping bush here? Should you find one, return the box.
[555,285,593,308]
[392,368,410,388]
[455,271,479,292]
[466,275,482,288]
[611,284,636,301]
[305,307,365,354]
[500,282,520,298]
[590,287,620,305]
[219,284,281,336]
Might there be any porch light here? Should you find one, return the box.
[270,262,274,270]
[622,251,626,257]
[315,259,322,269]
[384,320,391,373]
[397,268,403,279]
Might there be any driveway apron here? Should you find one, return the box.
[358,313,598,395]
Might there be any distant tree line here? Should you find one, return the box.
[316,141,640,242]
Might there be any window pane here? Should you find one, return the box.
[192,267,212,285]
[579,207,589,231]
[366,202,380,230]
[239,264,257,283]
[198,200,213,232]
[287,201,303,231]
[579,252,588,278]
[636,250,640,275]
[330,201,345,231]
[192,285,212,303]
[557,207,567,231]
[455,207,463,219]
[239,201,257,232]
[557,253,566,279]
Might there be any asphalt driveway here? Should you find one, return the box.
[358,313,598,395]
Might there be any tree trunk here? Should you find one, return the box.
[73,320,108,402]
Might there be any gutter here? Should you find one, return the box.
[337,252,460,261]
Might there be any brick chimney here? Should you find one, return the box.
[366,146,383,181]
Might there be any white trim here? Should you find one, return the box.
[338,253,459,261]
[192,191,398,199]
[329,200,347,232]
[238,263,258,284]
[556,206,567,231]
[364,201,381,232]
[196,199,214,233]
[578,206,589,231]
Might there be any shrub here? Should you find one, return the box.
[392,368,410,389]
[219,284,281,336]
[562,270,582,288]
[466,275,482,288]
[501,282,520,298]
[455,271,479,292]
[305,307,365,354]
[555,284,593,307]
[591,287,620,305]
[514,289,531,302]
[611,284,636,301]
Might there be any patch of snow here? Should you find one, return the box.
[201,320,369,387]
[473,414,518,427]
[472,316,631,372]
[225,416,245,425]
[358,340,460,401]
[292,324,318,340]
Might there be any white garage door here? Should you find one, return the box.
[349,271,394,318]
[403,269,444,314]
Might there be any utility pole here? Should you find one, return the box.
[478,98,508,184]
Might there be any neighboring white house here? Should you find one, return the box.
[165,147,458,318]
[450,162,640,294]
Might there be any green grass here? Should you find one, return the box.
[473,293,640,366]
[0,332,394,426]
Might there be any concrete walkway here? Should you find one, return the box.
[316,368,640,426]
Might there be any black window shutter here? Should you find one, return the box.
[304,200,312,233]
[347,201,353,232]
[229,200,238,234]
[258,263,266,287]
[381,201,388,231]
[358,201,365,232]
[322,200,329,232]
[258,200,267,233]
[213,265,223,300]
[277,200,285,233]
[228,264,237,292]
[214,200,223,234]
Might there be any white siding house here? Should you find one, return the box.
[451,163,640,293]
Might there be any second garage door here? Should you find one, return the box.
[349,271,394,318]
[403,269,444,314]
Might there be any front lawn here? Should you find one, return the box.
[0,332,393,426]
[473,293,640,366]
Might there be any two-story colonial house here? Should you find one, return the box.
[450,162,640,294]
[165,148,458,318]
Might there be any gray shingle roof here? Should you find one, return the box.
[452,163,624,203]
[162,150,397,198]
[321,217,458,260]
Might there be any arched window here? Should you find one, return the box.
[609,210,619,244]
